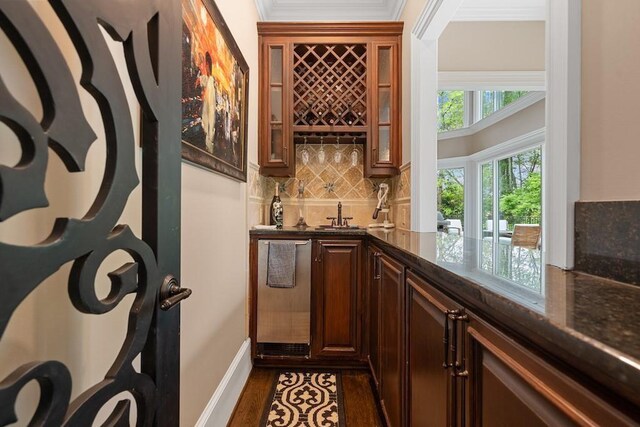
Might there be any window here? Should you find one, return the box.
[437,167,464,227]
[438,90,535,134]
[480,146,542,239]
[480,91,529,119]
[437,91,465,132]
[498,147,542,230]
[479,146,543,294]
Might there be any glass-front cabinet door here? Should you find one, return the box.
[259,41,294,176]
[368,41,400,177]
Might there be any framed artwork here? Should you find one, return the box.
[181,0,249,181]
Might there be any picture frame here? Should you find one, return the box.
[181,0,249,182]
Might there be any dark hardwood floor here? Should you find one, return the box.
[228,368,383,426]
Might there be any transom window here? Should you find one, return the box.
[437,90,465,132]
[479,90,530,120]
[437,90,531,133]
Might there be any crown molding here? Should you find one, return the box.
[257,21,403,36]
[452,0,545,21]
[390,0,408,20]
[255,0,407,22]
[254,0,269,21]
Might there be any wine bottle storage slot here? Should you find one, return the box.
[293,43,367,128]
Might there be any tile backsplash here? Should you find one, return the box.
[264,145,390,200]
[250,146,412,229]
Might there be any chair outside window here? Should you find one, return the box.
[511,224,541,249]
[446,219,463,235]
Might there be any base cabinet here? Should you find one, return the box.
[466,317,638,427]
[378,253,405,427]
[367,246,382,388]
[250,234,639,426]
[407,271,463,427]
[312,240,362,358]
[401,271,638,427]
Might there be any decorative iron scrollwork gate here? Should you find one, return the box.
[0,0,182,425]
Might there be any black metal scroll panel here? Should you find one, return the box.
[0,0,168,425]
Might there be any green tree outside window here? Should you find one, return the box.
[437,91,465,132]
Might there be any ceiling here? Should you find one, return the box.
[254,0,545,23]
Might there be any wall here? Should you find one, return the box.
[0,0,259,425]
[438,98,545,159]
[180,0,258,424]
[438,21,546,71]
[580,0,640,201]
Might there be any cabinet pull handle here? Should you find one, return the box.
[448,309,469,378]
[373,252,382,280]
[315,241,323,263]
[443,311,451,369]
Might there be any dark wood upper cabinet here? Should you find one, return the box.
[312,240,362,358]
[257,23,403,177]
[366,42,401,177]
[259,39,294,176]
[379,252,406,427]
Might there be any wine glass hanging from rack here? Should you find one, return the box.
[293,43,367,128]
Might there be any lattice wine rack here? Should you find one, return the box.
[293,44,367,129]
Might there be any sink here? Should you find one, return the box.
[315,225,364,231]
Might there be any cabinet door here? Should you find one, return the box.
[379,253,405,427]
[312,240,361,358]
[367,40,401,178]
[367,246,382,388]
[407,271,462,427]
[259,40,294,176]
[466,316,638,426]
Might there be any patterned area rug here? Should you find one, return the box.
[261,371,345,426]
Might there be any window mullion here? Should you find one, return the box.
[464,91,473,127]
[492,159,500,274]
[474,90,482,123]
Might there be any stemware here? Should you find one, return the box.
[318,135,326,164]
[350,136,358,167]
[333,135,342,164]
[301,136,310,165]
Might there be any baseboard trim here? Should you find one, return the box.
[195,338,252,427]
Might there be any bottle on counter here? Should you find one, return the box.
[270,184,283,228]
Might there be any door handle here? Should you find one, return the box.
[443,310,452,370]
[160,275,192,311]
[373,252,382,279]
[445,309,469,377]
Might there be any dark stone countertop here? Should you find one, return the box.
[250,227,640,407]
[250,226,369,237]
